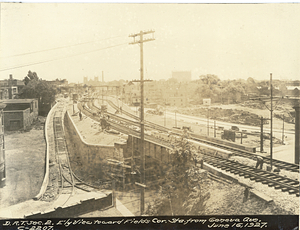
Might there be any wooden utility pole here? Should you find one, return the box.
[282,115,285,144]
[207,107,210,136]
[102,71,104,105]
[293,104,300,164]
[270,73,273,170]
[260,116,264,153]
[214,120,216,138]
[129,30,155,215]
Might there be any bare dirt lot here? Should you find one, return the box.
[0,118,46,208]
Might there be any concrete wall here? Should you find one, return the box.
[3,111,23,130]
[125,135,171,164]
[64,111,115,181]
[3,106,38,131]
[26,194,112,218]
[23,108,38,129]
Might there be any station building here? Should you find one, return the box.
[1,99,39,131]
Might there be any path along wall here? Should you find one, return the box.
[64,111,115,182]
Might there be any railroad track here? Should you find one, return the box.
[86,98,299,173]
[189,133,299,173]
[202,153,299,197]
[78,101,172,149]
[79,99,300,196]
[53,102,104,197]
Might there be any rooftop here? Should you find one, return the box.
[0,99,37,104]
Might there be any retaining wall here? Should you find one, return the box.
[26,194,112,218]
[34,102,58,200]
[64,111,115,181]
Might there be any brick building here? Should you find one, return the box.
[1,99,38,131]
[0,74,24,100]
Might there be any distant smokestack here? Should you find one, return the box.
[9,74,12,80]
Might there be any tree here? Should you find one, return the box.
[223,80,246,103]
[193,74,221,103]
[199,74,220,87]
[145,136,210,216]
[24,71,39,85]
[18,70,57,115]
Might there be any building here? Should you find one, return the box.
[1,99,38,131]
[286,86,300,98]
[83,76,101,86]
[172,71,192,82]
[144,81,163,105]
[0,74,24,100]
[163,83,189,107]
[0,103,6,187]
[167,96,188,107]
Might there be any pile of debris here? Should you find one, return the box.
[176,107,264,127]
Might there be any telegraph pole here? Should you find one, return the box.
[102,71,104,105]
[270,73,273,170]
[129,30,155,215]
[207,107,210,136]
[282,115,285,144]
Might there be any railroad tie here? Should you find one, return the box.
[255,178,262,182]
[281,187,289,192]
[288,189,298,195]
[274,184,282,190]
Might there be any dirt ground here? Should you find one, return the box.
[0,118,46,208]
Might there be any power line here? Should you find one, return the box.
[0,35,125,59]
[0,42,128,72]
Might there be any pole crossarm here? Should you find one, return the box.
[129,30,155,45]
[131,79,153,83]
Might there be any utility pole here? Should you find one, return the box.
[129,30,155,215]
[102,71,104,105]
[175,111,177,128]
[260,116,264,153]
[293,104,300,164]
[214,120,216,138]
[270,73,273,170]
[207,107,210,136]
[164,100,166,127]
[282,115,285,144]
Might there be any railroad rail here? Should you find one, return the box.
[78,99,300,196]
[83,98,299,173]
[78,102,172,149]
[53,102,105,198]
[202,153,299,197]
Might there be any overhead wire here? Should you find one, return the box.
[0,42,128,72]
[0,35,125,59]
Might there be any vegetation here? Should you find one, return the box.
[18,70,57,115]
[145,136,210,215]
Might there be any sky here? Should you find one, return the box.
[0,3,299,83]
